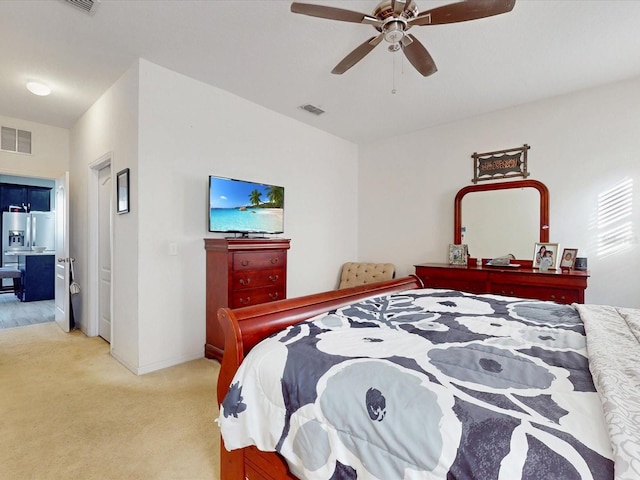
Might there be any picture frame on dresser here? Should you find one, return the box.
[560,248,578,269]
[448,244,468,265]
[533,242,559,269]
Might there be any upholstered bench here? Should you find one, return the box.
[338,262,395,289]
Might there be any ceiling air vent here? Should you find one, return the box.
[63,0,100,15]
[299,104,325,116]
[1,126,32,155]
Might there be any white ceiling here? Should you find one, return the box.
[1,0,640,144]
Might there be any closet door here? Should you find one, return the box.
[97,165,112,342]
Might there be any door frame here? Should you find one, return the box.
[87,153,113,339]
[0,170,59,321]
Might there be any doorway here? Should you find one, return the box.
[0,173,56,329]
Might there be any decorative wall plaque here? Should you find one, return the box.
[472,144,530,184]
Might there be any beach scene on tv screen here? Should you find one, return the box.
[209,177,284,232]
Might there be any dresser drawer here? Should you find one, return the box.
[233,251,285,271]
[415,265,488,294]
[231,287,285,308]
[490,283,579,304]
[423,278,487,294]
[232,268,285,291]
[414,263,588,307]
[543,289,580,304]
[416,266,487,282]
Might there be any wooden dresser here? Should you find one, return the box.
[414,263,589,304]
[204,238,291,360]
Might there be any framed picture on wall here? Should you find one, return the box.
[449,244,468,266]
[116,168,130,214]
[533,242,559,269]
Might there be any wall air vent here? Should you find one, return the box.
[1,126,32,154]
[63,0,100,15]
[299,104,325,116]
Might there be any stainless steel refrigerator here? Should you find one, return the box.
[1,211,55,287]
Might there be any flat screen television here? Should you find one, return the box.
[208,175,284,235]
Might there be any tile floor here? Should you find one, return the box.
[0,292,54,329]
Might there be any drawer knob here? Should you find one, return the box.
[241,260,250,267]
[269,292,279,300]
[269,274,279,282]
[270,258,279,264]
[239,278,251,286]
[239,297,250,305]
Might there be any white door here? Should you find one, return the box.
[54,172,71,332]
[98,166,112,342]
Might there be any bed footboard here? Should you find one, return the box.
[216,275,423,480]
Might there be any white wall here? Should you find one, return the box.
[359,76,640,308]
[70,59,358,374]
[134,60,358,371]
[70,63,140,372]
[0,114,69,179]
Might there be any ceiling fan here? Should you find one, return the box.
[290,0,516,76]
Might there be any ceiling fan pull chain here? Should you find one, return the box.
[392,51,397,94]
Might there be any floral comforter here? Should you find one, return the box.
[219,289,617,479]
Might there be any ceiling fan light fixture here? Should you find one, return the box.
[382,18,406,43]
[26,82,51,96]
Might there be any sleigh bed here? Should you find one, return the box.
[216,276,640,480]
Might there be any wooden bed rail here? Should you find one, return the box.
[216,275,423,404]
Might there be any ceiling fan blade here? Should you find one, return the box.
[331,35,384,75]
[401,34,413,47]
[409,0,515,26]
[291,2,380,26]
[402,34,437,77]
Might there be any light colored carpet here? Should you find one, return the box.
[0,322,221,480]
